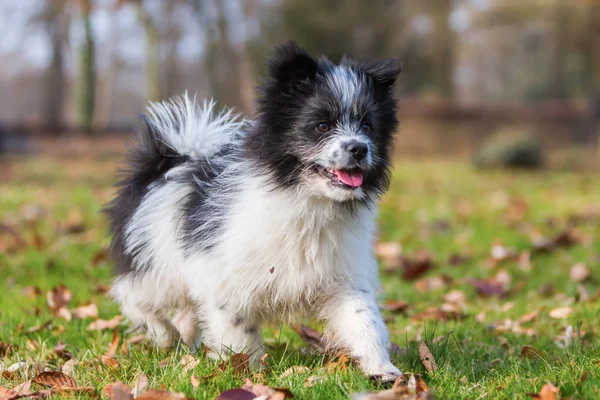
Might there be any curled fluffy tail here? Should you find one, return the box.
[143,93,245,161]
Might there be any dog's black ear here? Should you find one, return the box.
[360,58,402,89]
[267,41,318,91]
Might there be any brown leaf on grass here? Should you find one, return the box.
[291,324,326,351]
[443,290,466,305]
[326,353,350,373]
[384,300,410,313]
[102,355,120,369]
[520,345,543,359]
[71,303,98,319]
[132,373,149,398]
[549,307,573,319]
[527,382,560,400]
[104,382,134,400]
[91,248,109,266]
[105,331,120,358]
[418,342,438,373]
[47,285,72,313]
[2,380,32,399]
[87,315,122,331]
[24,320,52,334]
[217,388,255,400]
[190,375,199,390]
[471,270,510,298]
[280,366,310,378]
[489,243,518,263]
[241,379,294,399]
[218,353,250,376]
[410,306,464,322]
[54,342,74,360]
[399,251,434,280]
[137,389,192,400]
[94,284,111,295]
[447,253,469,267]
[180,355,200,374]
[32,371,76,389]
[375,242,403,271]
[62,359,78,376]
[0,343,13,357]
[303,375,325,388]
[532,228,581,253]
[569,263,590,283]
[414,275,451,293]
[519,311,540,324]
[352,373,433,399]
[21,286,42,298]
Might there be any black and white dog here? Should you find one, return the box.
[106,41,402,380]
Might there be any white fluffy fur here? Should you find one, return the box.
[145,93,245,159]
[111,95,400,379]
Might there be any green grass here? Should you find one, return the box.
[1,154,599,399]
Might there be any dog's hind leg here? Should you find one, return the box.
[112,276,179,348]
[196,299,264,366]
[172,302,200,351]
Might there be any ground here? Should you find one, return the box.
[1,147,599,399]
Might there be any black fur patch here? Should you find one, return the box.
[104,116,189,275]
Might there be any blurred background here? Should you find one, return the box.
[0,0,599,165]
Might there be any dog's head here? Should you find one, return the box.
[249,41,401,203]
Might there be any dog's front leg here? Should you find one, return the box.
[321,287,401,381]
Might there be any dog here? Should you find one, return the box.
[105,41,402,381]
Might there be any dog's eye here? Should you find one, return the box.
[316,122,331,133]
[362,124,371,132]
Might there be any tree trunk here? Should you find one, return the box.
[77,8,96,132]
[138,5,160,102]
[431,0,454,97]
[43,3,66,133]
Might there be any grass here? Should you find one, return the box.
[1,151,599,399]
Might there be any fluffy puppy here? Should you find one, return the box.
[105,41,402,380]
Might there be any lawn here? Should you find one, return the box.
[1,150,599,399]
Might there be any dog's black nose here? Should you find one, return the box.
[346,141,369,161]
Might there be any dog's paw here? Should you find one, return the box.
[366,364,402,382]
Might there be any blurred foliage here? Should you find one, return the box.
[473,128,544,169]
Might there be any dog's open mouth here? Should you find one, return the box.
[320,167,364,188]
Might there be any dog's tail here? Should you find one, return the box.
[140,92,245,162]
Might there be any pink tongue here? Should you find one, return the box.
[334,169,363,187]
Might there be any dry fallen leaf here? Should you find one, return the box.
[520,345,544,359]
[569,263,590,283]
[180,355,200,374]
[132,373,149,398]
[519,311,540,324]
[280,366,310,378]
[291,324,326,351]
[384,300,410,313]
[47,285,72,314]
[549,307,573,319]
[411,306,464,322]
[190,375,199,390]
[326,353,350,373]
[418,342,438,373]
[104,382,134,400]
[527,382,560,400]
[218,353,250,376]
[443,290,466,305]
[399,251,434,280]
[351,373,433,399]
[71,303,99,319]
[87,315,123,331]
[33,371,76,389]
[241,379,294,399]
[376,242,403,270]
[217,388,255,400]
